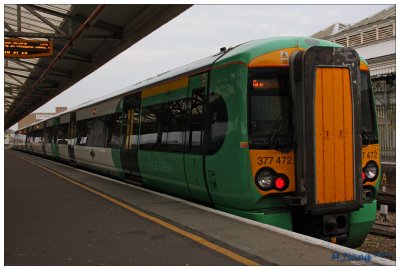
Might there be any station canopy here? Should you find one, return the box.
[4,4,192,129]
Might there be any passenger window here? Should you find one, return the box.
[56,123,69,144]
[166,99,186,152]
[140,105,159,150]
[105,113,122,148]
[44,126,54,143]
[188,88,205,154]
[206,93,228,155]
[76,119,92,146]
[33,129,43,143]
[139,99,186,152]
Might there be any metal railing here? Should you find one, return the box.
[376,104,396,158]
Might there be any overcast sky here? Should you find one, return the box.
[10,4,394,129]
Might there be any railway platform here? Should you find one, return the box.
[4,149,395,266]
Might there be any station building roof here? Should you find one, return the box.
[4,4,192,129]
[311,5,395,79]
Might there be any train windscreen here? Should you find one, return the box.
[360,71,378,145]
[248,68,292,150]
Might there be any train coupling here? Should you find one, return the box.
[322,214,349,237]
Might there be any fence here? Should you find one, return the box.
[376,104,396,158]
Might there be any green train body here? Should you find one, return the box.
[12,37,381,248]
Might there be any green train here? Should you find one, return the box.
[12,37,381,248]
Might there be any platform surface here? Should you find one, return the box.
[4,149,394,266]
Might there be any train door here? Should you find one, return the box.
[184,73,212,203]
[120,93,142,183]
[290,46,362,214]
[41,125,46,155]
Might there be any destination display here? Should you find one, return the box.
[252,79,280,90]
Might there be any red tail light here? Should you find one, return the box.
[275,177,286,189]
[274,174,289,191]
[362,171,366,181]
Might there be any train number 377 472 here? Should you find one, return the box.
[257,156,293,165]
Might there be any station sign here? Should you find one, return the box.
[4,39,53,58]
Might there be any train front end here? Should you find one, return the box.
[240,38,380,247]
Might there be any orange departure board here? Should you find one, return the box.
[4,39,53,58]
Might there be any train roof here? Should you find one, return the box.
[215,36,342,65]
[62,51,224,113]
[17,52,224,132]
[18,36,367,132]
[57,37,343,113]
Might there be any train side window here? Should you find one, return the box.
[44,126,54,143]
[140,100,186,152]
[188,88,205,154]
[56,123,69,144]
[105,113,122,148]
[206,93,228,155]
[76,119,91,146]
[158,104,170,150]
[33,129,43,143]
[140,105,160,150]
[166,99,186,153]
[27,130,34,143]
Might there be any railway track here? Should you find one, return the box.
[377,164,395,211]
[370,223,396,238]
[376,192,396,212]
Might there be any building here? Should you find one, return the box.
[18,107,67,130]
[312,6,396,158]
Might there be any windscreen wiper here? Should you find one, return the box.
[270,116,292,152]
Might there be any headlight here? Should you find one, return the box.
[363,161,379,182]
[255,168,289,191]
[256,169,275,190]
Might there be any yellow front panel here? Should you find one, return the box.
[250,150,296,195]
[315,67,354,204]
[248,47,303,67]
[362,144,381,187]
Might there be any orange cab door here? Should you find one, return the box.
[314,67,354,205]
